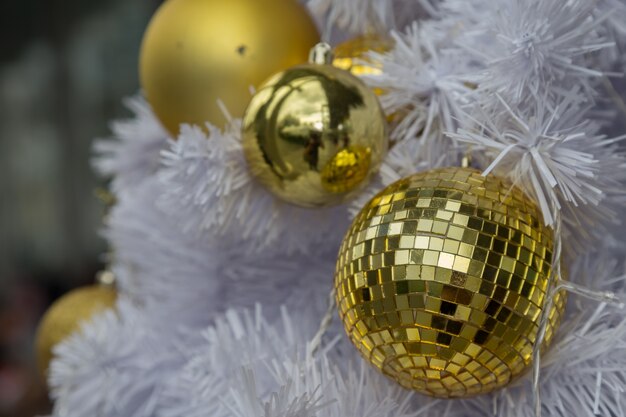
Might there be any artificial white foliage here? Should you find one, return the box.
[365,22,477,152]
[602,0,626,64]
[159,306,421,417]
[159,306,322,417]
[104,178,226,327]
[225,369,325,417]
[459,0,613,105]
[92,96,169,194]
[56,0,626,416]
[450,93,626,224]
[308,0,389,33]
[158,121,350,256]
[159,122,248,234]
[49,299,188,417]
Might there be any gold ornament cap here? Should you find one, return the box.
[335,167,566,397]
[309,42,333,65]
[242,43,388,207]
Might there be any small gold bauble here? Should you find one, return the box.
[335,167,566,397]
[333,34,393,79]
[35,285,117,375]
[140,0,319,135]
[242,44,388,207]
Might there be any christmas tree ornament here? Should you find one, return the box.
[140,0,319,135]
[333,34,393,81]
[242,43,388,207]
[333,35,401,124]
[35,272,117,375]
[335,167,566,397]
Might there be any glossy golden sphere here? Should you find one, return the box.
[35,285,117,375]
[333,35,393,79]
[242,58,388,207]
[333,35,400,124]
[335,167,566,397]
[140,0,319,135]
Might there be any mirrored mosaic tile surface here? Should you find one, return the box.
[335,167,566,397]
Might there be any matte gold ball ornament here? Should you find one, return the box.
[140,0,319,135]
[335,167,566,397]
[242,43,388,207]
[35,273,117,376]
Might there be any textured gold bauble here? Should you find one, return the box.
[335,167,566,397]
[242,48,388,207]
[333,35,393,79]
[140,0,319,135]
[35,285,117,375]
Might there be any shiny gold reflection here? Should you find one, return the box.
[242,64,387,207]
[333,34,393,78]
[321,145,372,193]
[334,167,566,398]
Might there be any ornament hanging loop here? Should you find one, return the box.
[310,288,337,357]
[309,42,334,65]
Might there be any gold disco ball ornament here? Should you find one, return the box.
[242,43,388,207]
[140,0,319,135]
[335,167,566,397]
[35,277,117,376]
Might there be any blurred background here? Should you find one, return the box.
[0,1,161,415]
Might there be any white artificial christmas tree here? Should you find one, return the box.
[47,0,626,416]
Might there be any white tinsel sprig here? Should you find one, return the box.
[92,96,169,194]
[225,368,325,417]
[160,305,421,417]
[458,0,614,107]
[48,300,187,417]
[448,93,626,244]
[159,120,249,233]
[157,119,350,257]
[308,0,395,35]
[104,178,226,327]
[159,306,318,417]
[308,0,432,36]
[364,22,478,152]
